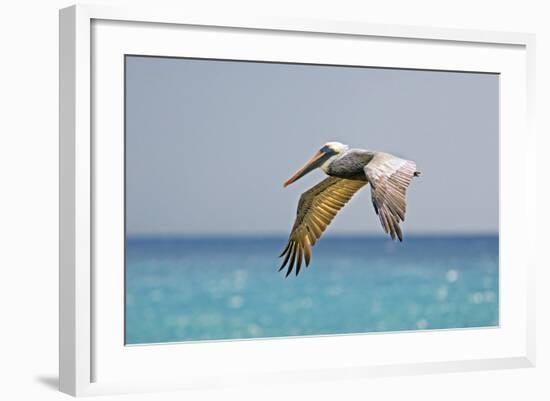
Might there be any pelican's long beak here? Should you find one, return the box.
[283,150,327,187]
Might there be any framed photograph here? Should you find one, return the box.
[59,4,536,396]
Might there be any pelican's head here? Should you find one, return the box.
[283,141,349,187]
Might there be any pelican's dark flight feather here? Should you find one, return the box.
[279,177,366,277]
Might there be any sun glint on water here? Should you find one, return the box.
[125,235,498,345]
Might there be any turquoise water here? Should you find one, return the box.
[125,235,498,344]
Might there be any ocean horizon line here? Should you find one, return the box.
[126,232,499,240]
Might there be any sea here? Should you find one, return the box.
[125,235,498,345]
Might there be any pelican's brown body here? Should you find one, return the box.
[280,142,420,277]
[324,149,374,180]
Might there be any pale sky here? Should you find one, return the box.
[125,56,499,236]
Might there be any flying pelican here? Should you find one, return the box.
[280,141,420,277]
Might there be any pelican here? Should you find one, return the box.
[280,141,420,277]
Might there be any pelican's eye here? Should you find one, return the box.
[320,145,337,155]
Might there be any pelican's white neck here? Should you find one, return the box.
[320,154,339,173]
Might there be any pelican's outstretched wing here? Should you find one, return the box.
[365,152,418,241]
[279,177,366,277]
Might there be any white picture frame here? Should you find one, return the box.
[59,3,536,397]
